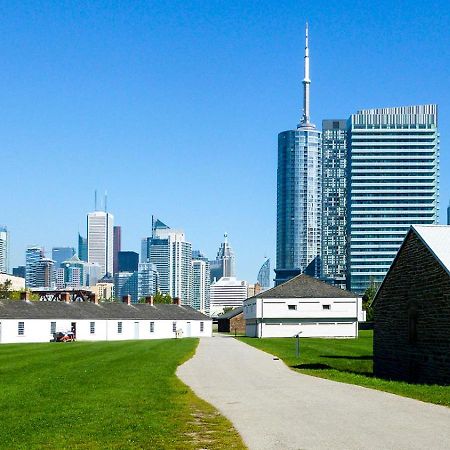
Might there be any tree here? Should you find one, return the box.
[221,307,234,315]
[362,279,378,322]
[0,280,12,299]
[153,292,172,304]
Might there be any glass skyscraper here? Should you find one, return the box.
[257,258,271,290]
[276,24,322,285]
[347,105,439,293]
[321,120,348,288]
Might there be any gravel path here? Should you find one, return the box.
[177,334,450,450]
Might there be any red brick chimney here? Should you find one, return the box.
[90,293,99,304]
[173,297,181,306]
[61,292,71,303]
[122,295,131,305]
[145,296,154,306]
[20,291,30,301]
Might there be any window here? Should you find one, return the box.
[172,321,177,332]
[323,305,331,310]
[288,305,297,310]
[90,322,95,334]
[200,321,204,332]
[18,322,24,336]
[117,322,122,334]
[50,321,56,335]
[150,321,155,333]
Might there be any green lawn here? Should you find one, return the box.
[238,331,450,407]
[0,339,245,449]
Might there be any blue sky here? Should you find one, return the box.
[2,0,449,283]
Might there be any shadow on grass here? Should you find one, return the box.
[291,362,373,378]
[320,355,373,361]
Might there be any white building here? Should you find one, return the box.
[87,211,114,277]
[0,298,212,344]
[192,258,210,314]
[244,274,364,338]
[210,276,248,316]
[0,273,25,291]
[0,226,9,274]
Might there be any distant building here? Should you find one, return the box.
[447,202,450,225]
[347,105,439,293]
[113,225,121,274]
[321,119,348,288]
[52,247,75,269]
[118,251,139,273]
[60,255,85,288]
[78,233,88,262]
[276,25,322,285]
[137,262,158,300]
[0,226,9,274]
[114,272,138,303]
[89,273,115,301]
[0,273,25,291]
[192,255,210,314]
[217,307,245,334]
[34,258,55,289]
[25,246,44,288]
[209,233,236,282]
[12,266,26,279]
[373,225,450,385]
[87,211,114,277]
[244,274,364,338]
[256,258,271,290]
[210,277,248,316]
[247,282,262,299]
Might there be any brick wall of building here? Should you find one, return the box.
[229,313,245,335]
[374,230,450,384]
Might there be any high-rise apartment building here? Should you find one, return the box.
[137,262,159,300]
[87,211,114,277]
[192,253,210,314]
[113,225,121,274]
[276,24,322,285]
[321,120,348,288]
[78,233,88,262]
[257,258,271,290]
[0,226,8,274]
[114,271,138,303]
[118,251,139,273]
[25,246,44,288]
[34,258,55,288]
[210,277,248,316]
[347,105,439,293]
[52,247,75,269]
[209,234,236,282]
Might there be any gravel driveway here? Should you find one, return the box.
[177,334,450,450]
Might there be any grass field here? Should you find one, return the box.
[0,339,245,449]
[238,331,450,407]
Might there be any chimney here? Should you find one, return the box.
[122,295,131,305]
[61,292,71,303]
[20,291,30,301]
[173,297,181,306]
[90,293,99,304]
[145,296,154,306]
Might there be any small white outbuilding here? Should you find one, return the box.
[244,274,364,338]
[0,298,212,344]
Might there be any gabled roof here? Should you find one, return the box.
[373,225,450,306]
[218,307,243,320]
[247,274,357,300]
[0,300,212,321]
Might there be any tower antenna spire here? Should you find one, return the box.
[301,22,311,125]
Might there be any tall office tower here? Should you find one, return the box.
[87,211,114,277]
[257,258,271,290]
[347,105,439,293]
[145,219,193,305]
[118,251,139,272]
[192,252,211,313]
[113,225,121,274]
[275,24,322,286]
[25,246,44,288]
[12,266,26,278]
[114,271,138,303]
[321,120,348,288]
[0,226,8,274]
[210,277,248,316]
[137,262,159,299]
[209,233,236,282]
[52,247,75,269]
[34,258,55,288]
[61,255,86,287]
[78,233,88,262]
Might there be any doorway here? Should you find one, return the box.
[186,322,191,337]
[134,321,139,339]
[71,322,77,340]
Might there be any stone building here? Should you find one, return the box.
[373,225,450,385]
[217,307,245,334]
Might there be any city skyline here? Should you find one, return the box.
[2,1,448,284]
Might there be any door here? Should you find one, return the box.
[71,322,77,340]
[186,322,191,337]
[134,321,139,339]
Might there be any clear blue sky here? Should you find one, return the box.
[2,0,449,283]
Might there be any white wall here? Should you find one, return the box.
[0,318,212,344]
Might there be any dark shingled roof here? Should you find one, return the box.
[0,300,212,321]
[217,307,243,320]
[247,274,358,300]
